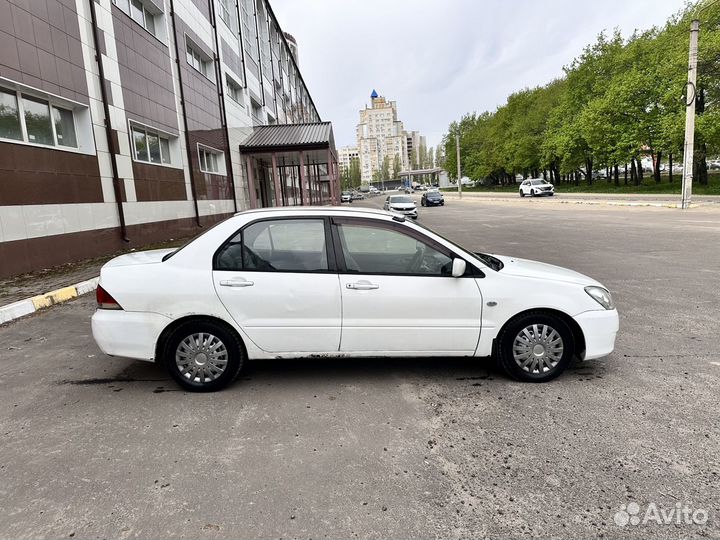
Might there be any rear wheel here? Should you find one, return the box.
[497,312,574,382]
[163,320,244,392]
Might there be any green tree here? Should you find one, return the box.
[392,154,401,179]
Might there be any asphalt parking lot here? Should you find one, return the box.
[1,196,719,539]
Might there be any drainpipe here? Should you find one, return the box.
[88,0,128,242]
[208,0,238,213]
[169,0,202,227]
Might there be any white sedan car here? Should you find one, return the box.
[519,178,555,197]
[92,207,618,392]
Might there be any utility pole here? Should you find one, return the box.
[456,130,462,199]
[681,19,700,209]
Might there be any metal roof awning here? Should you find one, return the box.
[239,122,335,153]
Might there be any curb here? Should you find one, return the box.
[0,277,99,325]
[443,194,700,208]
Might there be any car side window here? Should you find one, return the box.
[215,219,329,272]
[335,222,453,276]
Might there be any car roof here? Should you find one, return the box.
[233,205,397,220]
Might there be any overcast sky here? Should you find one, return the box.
[271,0,685,150]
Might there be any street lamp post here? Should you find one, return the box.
[681,19,700,209]
[456,130,462,199]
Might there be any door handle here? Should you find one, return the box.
[220,279,254,287]
[346,282,379,290]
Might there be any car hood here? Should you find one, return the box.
[390,203,416,209]
[103,248,176,268]
[493,254,601,286]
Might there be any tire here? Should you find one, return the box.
[519,190,524,197]
[421,200,426,207]
[549,192,555,196]
[163,320,244,392]
[530,189,536,197]
[441,201,445,206]
[496,311,575,383]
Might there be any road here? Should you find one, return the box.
[439,190,720,204]
[1,197,719,539]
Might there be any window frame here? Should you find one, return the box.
[0,84,80,151]
[197,143,225,175]
[330,216,477,278]
[112,0,159,37]
[185,37,215,82]
[129,122,174,167]
[213,216,338,274]
[225,74,243,105]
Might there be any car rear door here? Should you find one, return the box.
[213,217,341,353]
[331,217,482,354]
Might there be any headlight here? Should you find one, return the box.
[584,286,615,310]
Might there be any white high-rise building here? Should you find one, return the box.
[356,90,411,183]
[338,146,359,173]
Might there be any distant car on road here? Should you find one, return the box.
[384,195,418,219]
[341,191,352,203]
[91,206,618,391]
[421,190,444,207]
[519,178,555,197]
[368,186,379,195]
[350,192,365,201]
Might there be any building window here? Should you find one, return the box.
[0,86,79,149]
[226,75,243,104]
[219,0,238,32]
[112,0,158,36]
[131,124,172,165]
[198,145,224,174]
[186,39,214,81]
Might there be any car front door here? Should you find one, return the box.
[332,217,483,354]
[213,217,341,353]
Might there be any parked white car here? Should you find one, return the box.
[519,178,555,197]
[383,195,418,219]
[92,207,618,391]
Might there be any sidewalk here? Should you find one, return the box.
[441,190,720,206]
[0,237,188,324]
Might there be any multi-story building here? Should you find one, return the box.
[406,130,427,168]
[0,0,339,277]
[356,90,409,183]
[337,145,358,174]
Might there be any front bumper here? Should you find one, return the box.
[390,207,418,217]
[574,309,619,360]
[92,309,172,361]
[425,199,444,206]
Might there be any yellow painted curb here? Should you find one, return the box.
[31,286,78,310]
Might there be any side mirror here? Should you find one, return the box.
[451,258,466,278]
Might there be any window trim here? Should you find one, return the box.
[0,83,85,154]
[128,120,179,168]
[185,36,216,83]
[329,216,479,278]
[213,216,338,273]
[225,73,244,105]
[197,143,226,175]
[111,0,162,41]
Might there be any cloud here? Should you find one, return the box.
[271,0,685,149]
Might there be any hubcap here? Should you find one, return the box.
[512,324,564,374]
[175,333,228,384]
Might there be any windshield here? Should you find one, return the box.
[531,179,545,185]
[390,196,413,204]
[427,191,442,197]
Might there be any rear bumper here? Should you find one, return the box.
[91,309,172,361]
[574,309,619,360]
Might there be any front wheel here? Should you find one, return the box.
[497,312,575,382]
[530,189,536,197]
[163,321,244,392]
[519,190,525,197]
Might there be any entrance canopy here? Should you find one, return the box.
[240,122,339,208]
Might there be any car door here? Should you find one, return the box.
[332,217,483,354]
[213,217,341,353]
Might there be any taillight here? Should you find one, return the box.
[96,285,123,310]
